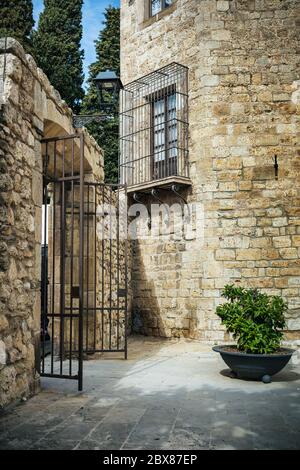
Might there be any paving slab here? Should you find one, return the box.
[0,335,299,450]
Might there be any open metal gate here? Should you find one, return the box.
[40,133,128,391]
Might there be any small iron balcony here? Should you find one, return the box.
[119,63,191,193]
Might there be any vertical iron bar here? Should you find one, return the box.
[41,142,48,374]
[42,185,47,373]
[132,92,134,185]
[101,185,105,351]
[69,138,75,375]
[78,133,84,391]
[117,186,120,350]
[138,95,140,185]
[164,96,168,178]
[93,185,97,352]
[59,140,66,375]
[118,95,121,185]
[186,66,189,178]
[86,184,90,352]
[51,141,57,375]
[124,183,128,360]
[109,187,112,350]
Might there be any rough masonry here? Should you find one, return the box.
[121,0,300,346]
[0,38,104,408]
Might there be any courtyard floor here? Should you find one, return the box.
[0,335,300,450]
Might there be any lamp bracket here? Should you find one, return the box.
[73,113,115,129]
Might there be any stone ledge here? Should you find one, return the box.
[0,37,72,119]
[0,37,104,174]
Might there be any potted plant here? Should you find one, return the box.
[212,284,295,383]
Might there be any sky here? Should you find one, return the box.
[32,0,120,88]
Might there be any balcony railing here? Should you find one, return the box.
[119,63,189,191]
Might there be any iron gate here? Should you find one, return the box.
[40,133,128,391]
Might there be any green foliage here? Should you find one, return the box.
[0,0,34,54]
[216,284,287,354]
[33,0,84,113]
[82,6,120,183]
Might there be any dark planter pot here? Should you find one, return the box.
[213,345,295,383]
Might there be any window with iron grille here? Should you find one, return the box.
[151,87,177,179]
[119,63,189,188]
[150,0,173,16]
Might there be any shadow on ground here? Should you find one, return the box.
[220,367,300,382]
[0,335,299,450]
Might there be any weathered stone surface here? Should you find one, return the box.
[0,337,299,450]
[121,0,300,343]
[0,340,6,366]
[0,38,106,408]
[286,319,300,331]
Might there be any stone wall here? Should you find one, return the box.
[0,38,105,408]
[121,0,300,347]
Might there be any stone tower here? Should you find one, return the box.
[120,0,300,345]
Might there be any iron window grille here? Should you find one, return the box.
[119,62,189,187]
[150,0,173,16]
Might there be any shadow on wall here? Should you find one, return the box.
[131,240,168,337]
[130,207,196,339]
[127,184,230,342]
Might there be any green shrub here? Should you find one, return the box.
[216,284,287,354]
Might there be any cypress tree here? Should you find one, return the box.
[33,0,84,113]
[82,6,120,183]
[0,0,34,53]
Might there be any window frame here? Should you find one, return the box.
[149,85,178,180]
[149,0,173,18]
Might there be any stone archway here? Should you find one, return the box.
[0,38,104,407]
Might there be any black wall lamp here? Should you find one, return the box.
[73,70,123,128]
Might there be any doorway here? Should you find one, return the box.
[40,133,128,391]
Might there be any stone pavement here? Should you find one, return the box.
[0,336,300,450]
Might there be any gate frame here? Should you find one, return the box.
[40,132,128,392]
[80,181,128,359]
[40,133,84,390]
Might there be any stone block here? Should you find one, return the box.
[286,319,300,331]
[239,181,252,191]
[261,249,279,260]
[292,236,300,247]
[217,1,230,11]
[238,217,256,227]
[211,29,231,41]
[33,80,47,120]
[32,170,42,207]
[221,236,250,249]
[279,248,298,259]
[250,238,272,248]
[266,207,282,217]
[236,249,261,260]
[272,217,288,227]
[201,75,220,87]
[215,249,235,260]
[0,340,6,365]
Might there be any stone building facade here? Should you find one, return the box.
[120,0,300,345]
[0,38,108,408]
